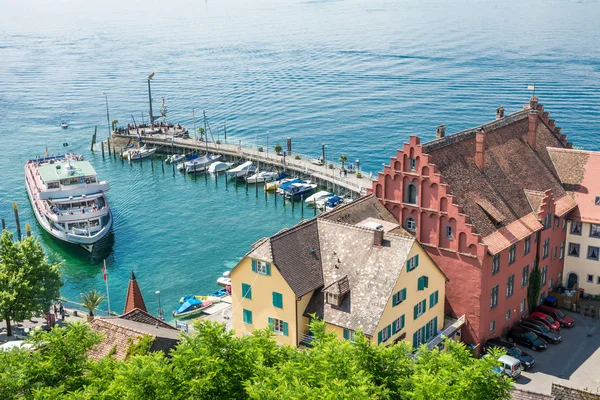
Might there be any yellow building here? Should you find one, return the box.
[230,195,448,348]
[549,148,600,294]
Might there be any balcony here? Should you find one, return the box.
[299,333,315,348]
[426,315,466,350]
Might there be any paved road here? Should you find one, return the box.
[513,310,600,395]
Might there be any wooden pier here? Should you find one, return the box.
[110,132,373,196]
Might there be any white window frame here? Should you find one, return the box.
[560,242,565,259]
[490,285,499,309]
[415,326,422,345]
[428,318,436,337]
[257,261,268,275]
[394,317,403,332]
[381,326,389,341]
[492,254,500,275]
[490,320,496,333]
[590,224,600,238]
[326,292,339,305]
[506,274,514,298]
[508,245,516,265]
[405,217,417,231]
[541,265,548,286]
[522,265,529,287]
[587,246,600,261]
[409,157,417,171]
[520,299,526,314]
[273,318,284,335]
[542,238,550,259]
[568,242,580,257]
[445,225,453,239]
[524,236,531,255]
[571,221,582,235]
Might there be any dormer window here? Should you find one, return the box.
[326,292,339,306]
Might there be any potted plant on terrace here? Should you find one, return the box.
[81,290,105,321]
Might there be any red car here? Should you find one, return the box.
[536,305,575,328]
[529,311,560,331]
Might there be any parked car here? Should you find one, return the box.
[529,311,561,331]
[536,305,575,328]
[507,326,548,351]
[518,320,562,344]
[496,355,523,379]
[483,338,535,369]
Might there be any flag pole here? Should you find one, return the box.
[103,259,111,314]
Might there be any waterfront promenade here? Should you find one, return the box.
[110,132,374,196]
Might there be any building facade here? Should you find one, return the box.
[230,195,448,348]
[549,148,600,294]
[369,98,577,348]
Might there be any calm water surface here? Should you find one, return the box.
[1,0,599,317]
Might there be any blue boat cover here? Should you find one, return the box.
[176,298,202,314]
[279,179,300,189]
[326,196,343,206]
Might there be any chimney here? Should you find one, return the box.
[528,109,538,149]
[496,107,504,120]
[436,125,446,139]
[373,228,384,247]
[475,129,485,171]
[529,96,538,110]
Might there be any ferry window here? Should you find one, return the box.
[47,182,59,189]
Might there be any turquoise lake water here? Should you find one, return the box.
[1,0,600,318]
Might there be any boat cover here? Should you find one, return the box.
[176,298,202,314]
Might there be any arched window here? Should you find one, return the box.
[406,183,418,204]
[404,217,417,231]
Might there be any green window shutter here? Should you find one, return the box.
[378,330,383,344]
[435,290,439,305]
[424,276,429,288]
[251,259,257,272]
[415,254,419,267]
[421,326,426,342]
[268,317,274,331]
[413,331,417,348]
[401,315,405,329]
[418,277,424,291]
[386,324,391,340]
[429,292,434,308]
[401,288,407,301]
[392,292,397,307]
[425,322,430,340]
[243,309,253,324]
[422,299,427,313]
[343,329,349,340]
[242,283,252,300]
[392,320,398,334]
[406,260,411,272]
[272,292,283,308]
[433,317,438,334]
[414,304,418,319]
[266,263,271,276]
[283,321,289,336]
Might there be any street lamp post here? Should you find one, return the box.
[155,290,163,320]
[147,72,155,127]
[103,92,110,137]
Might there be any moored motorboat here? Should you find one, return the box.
[165,154,185,164]
[283,183,317,199]
[179,295,222,304]
[305,191,333,205]
[61,121,69,129]
[245,171,279,183]
[24,154,112,251]
[309,158,324,166]
[226,161,256,179]
[182,154,221,173]
[322,195,345,211]
[208,161,232,174]
[128,145,157,160]
[217,270,231,287]
[172,298,213,318]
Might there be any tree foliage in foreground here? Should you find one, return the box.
[0,319,513,400]
[0,230,62,336]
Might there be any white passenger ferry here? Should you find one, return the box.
[24,154,112,251]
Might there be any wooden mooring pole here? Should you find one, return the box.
[91,126,97,152]
[13,203,21,240]
[113,147,117,160]
[1,218,6,230]
[101,142,105,159]
[25,223,31,237]
[151,157,154,172]
[107,137,111,156]
[161,159,165,174]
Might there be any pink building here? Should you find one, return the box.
[369,98,577,349]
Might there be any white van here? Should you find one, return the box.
[498,355,523,379]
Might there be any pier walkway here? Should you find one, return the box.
[111,132,374,195]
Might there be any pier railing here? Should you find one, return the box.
[111,133,376,195]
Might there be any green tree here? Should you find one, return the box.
[527,263,542,313]
[274,143,283,154]
[80,290,104,318]
[339,154,348,169]
[197,127,205,140]
[0,230,62,336]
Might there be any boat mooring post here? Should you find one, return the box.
[313,198,317,216]
[107,137,111,156]
[91,126,97,152]
[151,157,154,172]
[172,162,175,177]
[101,142,105,159]
[25,223,31,237]
[274,187,277,205]
[255,181,258,197]
[292,195,295,210]
[13,203,21,240]
[264,185,267,201]
[1,218,6,230]
[205,169,208,183]
[161,159,165,174]
[300,195,303,216]
[113,147,117,160]
[224,173,227,191]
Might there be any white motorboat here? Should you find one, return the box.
[24,154,112,251]
[282,183,317,199]
[165,154,185,164]
[245,171,279,183]
[305,191,334,205]
[180,154,221,173]
[217,271,231,287]
[208,161,232,174]
[226,161,257,179]
[122,145,156,160]
[309,158,324,166]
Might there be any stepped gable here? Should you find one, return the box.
[124,271,147,314]
[269,219,324,297]
[420,101,570,238]
[548,148,600,224]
